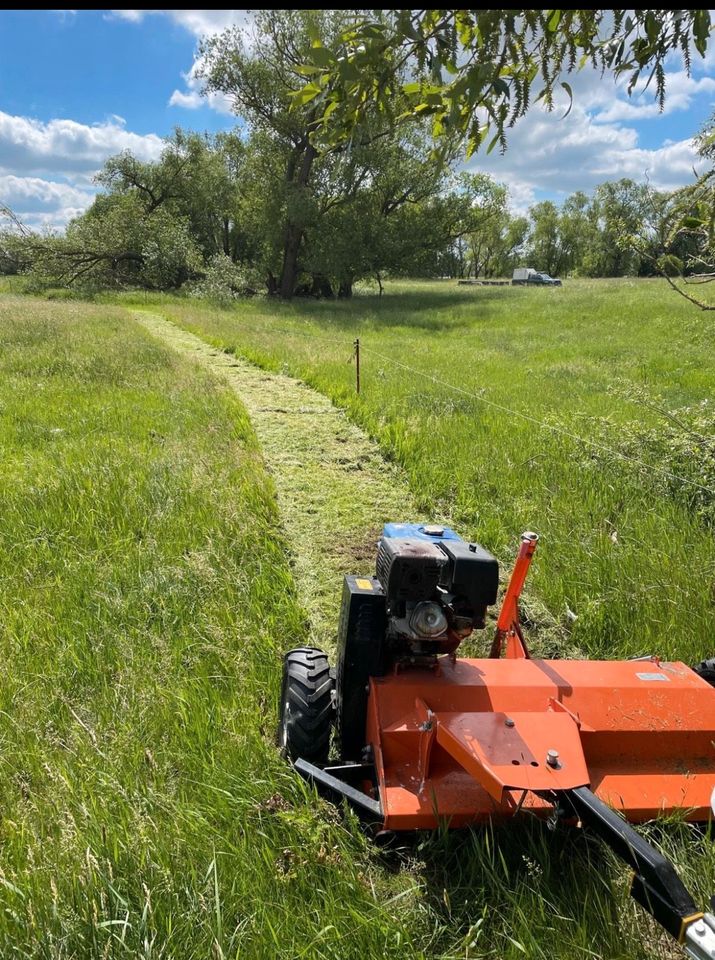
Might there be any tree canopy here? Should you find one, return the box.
[296,10,712,156]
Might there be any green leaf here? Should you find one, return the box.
[694,9,711,57]
[560,81,573,118]
[681,216,707,228]
[309,44,334,69]
[289,82,322,107]
[337,57,360,82]
[547,10,562,32]
[295,64,323,77]
[492,77,509,97]
[486,131,501,154]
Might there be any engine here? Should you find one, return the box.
[376,523,498,657]
[334,522,499,757]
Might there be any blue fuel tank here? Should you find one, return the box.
[381,522,462,543]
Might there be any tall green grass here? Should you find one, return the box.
[0,296,423,958]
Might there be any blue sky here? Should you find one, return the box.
[1,9,714,228]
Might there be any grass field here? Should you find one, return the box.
[1,281,714,960]
[0,297,421,959]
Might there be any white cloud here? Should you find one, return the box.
[168,89,204,110]
[471,103,705,212]
[0,174,91,208]
[0,111,163,178]
[0,174,95,230]
[109,9,252,37]
[505,181,537,217]
[466,59,711,212]
[168,58,234,114]
[108,9,144,23]
[107,9,253,114]
[592,71,715,123]
[0,112,166,231]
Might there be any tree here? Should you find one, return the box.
[297,11,711,157]
[198,11,350,298]
[0,204,31,275]
[622,114,715,309]
[558,191,598,276]
[198,10,463,298]
[589,180,650,276]
[457,173,509,277]
[20,194,202,290]
[96,130,244,262]
[528,201,564,276]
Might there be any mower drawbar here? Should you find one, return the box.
[278,524,715,959]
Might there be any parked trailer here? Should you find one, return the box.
[512,267,562,286]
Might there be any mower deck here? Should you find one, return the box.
[280,525,715,957]
[367,656,715,830]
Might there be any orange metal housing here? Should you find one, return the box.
[366,656,715,830]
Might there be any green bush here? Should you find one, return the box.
[188,253,263,304]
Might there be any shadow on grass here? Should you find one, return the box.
[283,286,514,333]
[379,818,623,958]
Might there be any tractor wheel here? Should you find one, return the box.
[692,657,715,687]
[278,647,333,763]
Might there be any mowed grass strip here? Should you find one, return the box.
[0,296,423,959]
[133,309,425,651]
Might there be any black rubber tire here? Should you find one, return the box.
[336,599,385,761]
[692,657,715,687]
[278,647,333,763]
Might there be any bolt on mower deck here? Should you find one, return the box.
[279,524,715,959]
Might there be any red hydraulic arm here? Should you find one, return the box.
[489,531,538,659]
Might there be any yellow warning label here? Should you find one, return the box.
[355,578,373,590]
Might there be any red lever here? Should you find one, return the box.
[489,531,539,659]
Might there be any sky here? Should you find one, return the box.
[1,9,714,230]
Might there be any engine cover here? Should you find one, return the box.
[438,540,499,610]
[375,537,447,615]
[376,525,500,638]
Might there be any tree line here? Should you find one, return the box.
[0,10,712,303]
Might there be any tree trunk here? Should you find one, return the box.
[338,280,353,299]
[222,217,230,256]
[266,271,278,296]
[279,142,317,299]
[375,272,383,297]
[309,274,334,298]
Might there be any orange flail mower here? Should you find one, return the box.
[279,524,715,959]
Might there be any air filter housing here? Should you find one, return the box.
[376,537,447,615]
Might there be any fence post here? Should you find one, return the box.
[354,337,360,395]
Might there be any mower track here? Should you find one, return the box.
[134,310,424,648]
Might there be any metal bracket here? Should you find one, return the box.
[294,758,383,820]
[561,785,705,944]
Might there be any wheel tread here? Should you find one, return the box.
[279,647,333,763]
